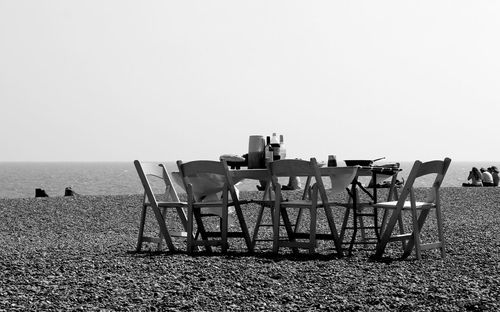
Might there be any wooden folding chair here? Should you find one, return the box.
[176,160,253,253]
[339,164,402,255]
[371,157,451,260]
[134,160,189,252]
[270,158,353,256]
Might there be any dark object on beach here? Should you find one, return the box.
[64,187,78,196]
[35,188,49,197]
[281,176,302,190]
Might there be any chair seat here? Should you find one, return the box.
[157,201,188,208]
[373,200,436,210]
[251,199,274,207]
[192,200,249,208]
[280,199,328,208]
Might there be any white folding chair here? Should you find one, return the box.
[371,158,451,260]
[270,158,356,256]
[340,165,402,255]
[176,160,253,253]
[134,160,189,252]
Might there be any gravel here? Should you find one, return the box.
[0,187,498,311]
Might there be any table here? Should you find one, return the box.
[173,165,400,254]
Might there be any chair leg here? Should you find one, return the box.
[380,208,388,235]
[373,207,401,259]
[380,178,399,235]
[402,208,431,259]
[136,204,148,252]
[358,214,367,246]
[309,207,317,254]
[295,179,311,233]
[187,205,194,253]
[377,208,406,255]
[252,205,266,249]
[323,205,343,257]
[281,208,298,253]
[435,205,446,258]
[221,206,228,253]
[157,207,167,250]
[150,205,175,252]
[397,213,406,250]
[233,203,253,252]
[340,203,351,244]
[339,190,353,243]
[410,207,421,260]
[348,208,358,255]
[193,209,212,253]
[176,207,189,233]
[294,208,304,233]
[272,201,281,254]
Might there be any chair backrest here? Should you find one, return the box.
[270,158,328,201]
[134,160,181,207]
[397,157,451,205]
[176,160,237,203]
[270,158,318,178]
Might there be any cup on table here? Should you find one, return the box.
[328,155,337,167]
[248,135,265,169]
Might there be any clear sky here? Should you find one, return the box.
[1,1,499,163]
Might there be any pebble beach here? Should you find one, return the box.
[1,187,499,311]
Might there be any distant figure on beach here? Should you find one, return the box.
[35,188,49,197]
[257,177,302,191]
[480,168,494,187]
[281,176,302,190]
[64,186,79,196]
[462,167,483,187]
[488,166,499,186]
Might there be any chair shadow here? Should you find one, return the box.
[127,249,430,265]
[127,249,343,262]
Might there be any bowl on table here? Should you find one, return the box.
[344,160,374,167]
[220,154,247,169]
[344,157,385,167]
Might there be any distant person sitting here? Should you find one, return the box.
[64,186,79,196]
[35,188,49,197]
[488,166,499,186]
[462,167,483,187]
[480,167,494,186]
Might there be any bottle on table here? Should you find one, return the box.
[265,136,274,165]
[279,135,286,160]
[270,132,280,161]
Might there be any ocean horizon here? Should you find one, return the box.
[0,160,498,199]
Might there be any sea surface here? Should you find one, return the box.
[0,161,497,199]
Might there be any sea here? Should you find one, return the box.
[0,161,497,199]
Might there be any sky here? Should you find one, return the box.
[1,1,499,163]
